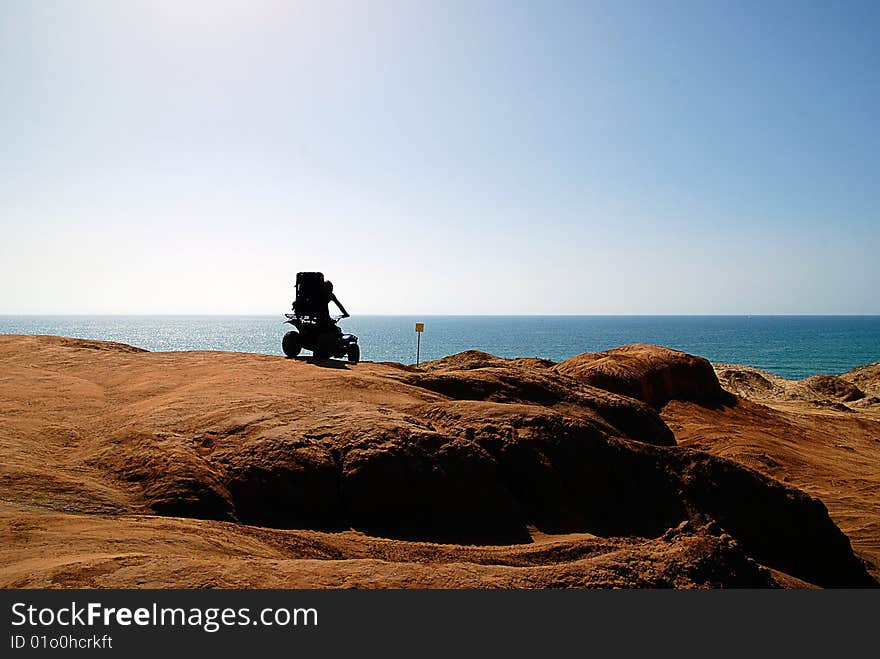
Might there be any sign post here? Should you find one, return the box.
[415,323,425,365]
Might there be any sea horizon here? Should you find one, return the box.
[3,314,878,380]
[2,313,879,317]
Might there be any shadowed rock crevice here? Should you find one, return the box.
[340,437,530,545]
[494,432,688,537]
[218,443,347,531]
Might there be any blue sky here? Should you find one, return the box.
[1,1,878,314]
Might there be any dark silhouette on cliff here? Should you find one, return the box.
[282,272,359,363]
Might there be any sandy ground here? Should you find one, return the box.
[1,335,876,588]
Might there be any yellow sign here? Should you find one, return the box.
[415,323,425,332]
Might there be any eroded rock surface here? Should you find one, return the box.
[555,344,726,408]
[0,335,876,588]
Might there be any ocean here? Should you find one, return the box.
[1,315,878,380]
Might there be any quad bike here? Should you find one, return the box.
[282,272,360,363]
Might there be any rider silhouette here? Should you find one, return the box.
[320,280,349,323]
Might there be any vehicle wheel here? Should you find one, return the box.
[282,331,302,358]
[347,344,360,364]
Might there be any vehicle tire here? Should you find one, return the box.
[347,344,360,364]
[282,331,302,358]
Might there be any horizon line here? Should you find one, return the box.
[2,313,880,318]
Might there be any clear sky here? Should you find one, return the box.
[2,1,878,314]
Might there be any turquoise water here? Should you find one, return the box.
[2,315,878,379]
